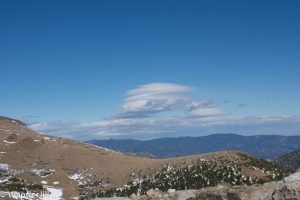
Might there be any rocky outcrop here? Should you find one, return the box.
[191,182,279,200]
[183,173,300,200]
[272,171,300,200]
[272,183,300,200]
[190,172,300,200]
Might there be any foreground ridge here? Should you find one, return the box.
[92,171,300,200]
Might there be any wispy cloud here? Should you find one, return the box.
[117,83,192,118]
[116,83,225,119]
[28,115,300,140]
[27,83,300,140]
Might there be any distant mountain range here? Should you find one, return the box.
[87,134,300,160]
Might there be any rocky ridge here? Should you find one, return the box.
[93,171,300,200]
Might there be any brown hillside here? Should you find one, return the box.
[0,117,287,199]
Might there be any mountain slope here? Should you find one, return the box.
[0,117,168,199]
[0,117,291,199]
[275,149,300,170]
[87,134,300,160]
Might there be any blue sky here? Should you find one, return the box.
[1,0,300,140]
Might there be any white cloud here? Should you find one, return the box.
[26,83,300,140]
[117,83,225,119]
[117,83,192,117]
[187,107,226,117]
[185,100,227,117]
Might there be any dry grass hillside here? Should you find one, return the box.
[0,117,290,199]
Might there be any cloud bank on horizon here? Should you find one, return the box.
[28,83,300,140]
